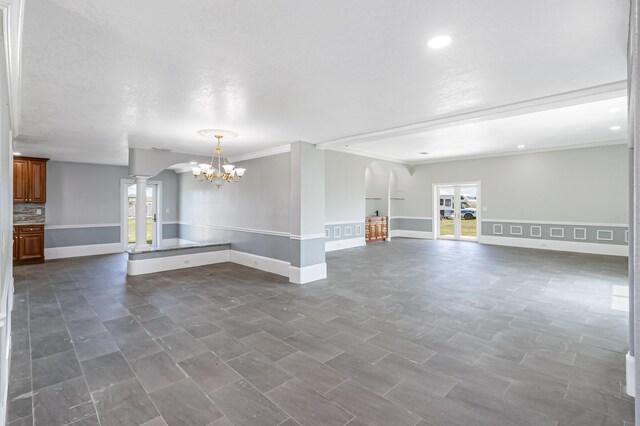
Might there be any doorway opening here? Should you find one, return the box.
[121,180,161,248]
[434,183,480,241]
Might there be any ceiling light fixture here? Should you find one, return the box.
[517,145,525,149]
[610,125,621,131]
[192,129,246,188]
[427,35,452,49]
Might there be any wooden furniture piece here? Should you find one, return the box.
[13,156,48,203]
[13,225,45,265]
[365,216,388,242]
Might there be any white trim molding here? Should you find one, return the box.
[229,250,290,278]
[484,219,628,227]
[127,250,230,276]
[228,144,291,163]
[390,216,433,220]
[45,223,120,230]
[0,0,23,135]
[325,220,365,226]
[390,230,433,239]
[290,233,325,240]
[289,263,327,285]
[479,236,628,257]
[180,222,290,237]
[626,353,635,397]
[45,242,123,260]
[325,237,365,252]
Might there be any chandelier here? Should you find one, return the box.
[192,129,246,188]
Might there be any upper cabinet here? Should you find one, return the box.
[13,156,48,203]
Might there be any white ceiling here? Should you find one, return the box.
[15,0,629,165]
[343,96,628,163]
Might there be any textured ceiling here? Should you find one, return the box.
[15,0,629,164]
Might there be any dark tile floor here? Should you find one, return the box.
[7,238,634,426]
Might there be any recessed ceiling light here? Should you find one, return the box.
[427,35,452,49]
[609,108,620,113]
[419,152,430,155]
[189,161,197,165]
[517,145,525,149]
[344,144,350,147]
[610,125,621,131]
[13,152,21,156]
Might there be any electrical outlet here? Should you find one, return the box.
[36,209,42,215]
[165,208,169,214]
[482,207,488,212]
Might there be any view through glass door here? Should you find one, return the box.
[436,183,479,241]
[127,183,158,247]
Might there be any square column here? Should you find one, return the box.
[289,142,326,284]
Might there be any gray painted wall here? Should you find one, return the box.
[45,162,179,247]
[399,145,628,224]
[179,153,292,262]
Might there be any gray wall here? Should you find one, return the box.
[399,145,628,223]
[178,152,291,260]
[45,161,179,248]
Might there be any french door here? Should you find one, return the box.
[124,181,159,248]
[435,183,480,241]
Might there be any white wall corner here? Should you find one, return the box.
[626,352,635,397]
[289,263,327,284]
[325,237,365,252]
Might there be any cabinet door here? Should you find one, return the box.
[13,159,28,203]
[29,160,47,203]
[18,233,44,261]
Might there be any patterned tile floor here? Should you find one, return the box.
[7,238,634,425]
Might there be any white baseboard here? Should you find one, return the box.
[127,250,231,276]
[626,353,635,397]
[45,242,124,260]
[230,250,290,278]
[289,263,327,284]
[478,235,628,257]
[325,237,365,252]
[390,230,433,239]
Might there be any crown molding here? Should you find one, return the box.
[327,146,410,165]
[228,144,291,163]
[408,139,627,166]
[0,0,23,136]
[316,81,627,149]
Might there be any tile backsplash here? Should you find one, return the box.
[14,203,45,224]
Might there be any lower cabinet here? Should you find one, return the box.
[14,225,45,265]
[365,216,388,242]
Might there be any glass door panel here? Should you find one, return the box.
[438,187,455,238]
[127,183,158,247]
[459,185,478,240]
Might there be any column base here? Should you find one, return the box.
[289,263,327,284]
[626,352,635,397]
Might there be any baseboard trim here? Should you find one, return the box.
[325,237,365,252]
[626,353,635,397]
[478,235,628,256]
[289,263,327,284]
[127,250,231,276]
[390,230,433,239]
[229,250,290,278]
[45,242,123,260]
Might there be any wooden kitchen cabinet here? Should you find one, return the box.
[13,156,48,203]
[365,216,388,242]
[13,225,45,265]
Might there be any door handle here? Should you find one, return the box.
[153,214,157,223]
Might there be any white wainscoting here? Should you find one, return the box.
[325,237,365,252]
[478,235,628,257]
[45,242,124,260]
[389,230,433,239]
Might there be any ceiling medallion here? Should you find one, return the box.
[192,129,246,188]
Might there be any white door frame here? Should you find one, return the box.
[432,181,481,241]
[120,179,163,249]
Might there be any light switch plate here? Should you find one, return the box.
[165,208,169,213]
[482,207,488,212]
